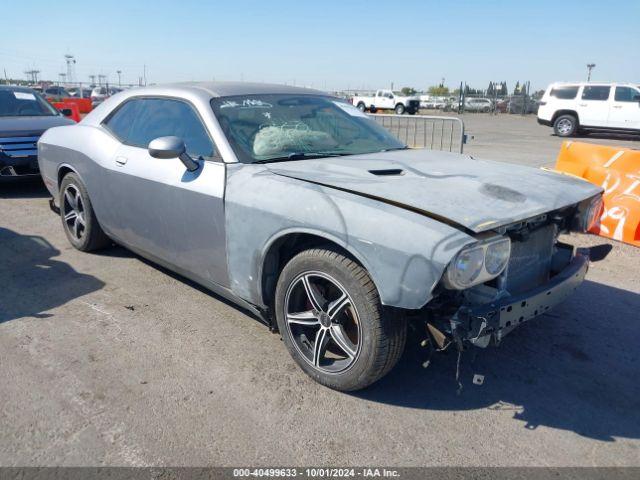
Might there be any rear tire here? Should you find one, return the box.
[357,102,366,112]
[369,105,377,114]
[553,114,578,137]
[274,248,407,391]
[395,104,405,115]
[59,172,111,252]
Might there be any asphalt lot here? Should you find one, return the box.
[460,112,640,166]
[1,115,639,466]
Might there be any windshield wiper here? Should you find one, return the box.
[253,152,348,164]
[381,146,409,152]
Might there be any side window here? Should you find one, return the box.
[614,87,640,102]
[126,98,215,159]
[550,86,579,99]
[103,99,142,142]
[582,86,611,101]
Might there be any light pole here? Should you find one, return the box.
[116,70,122,87]
[586,63,596,82]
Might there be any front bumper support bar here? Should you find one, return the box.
[453,253,589,346]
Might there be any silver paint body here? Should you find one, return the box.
[37,82,602,313]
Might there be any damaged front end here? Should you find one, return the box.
[420,203,596,353]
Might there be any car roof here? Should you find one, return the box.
[120,81,327,99]
[549,82,638,87]
[0,85,38,92]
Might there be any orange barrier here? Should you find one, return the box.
[52,102,81,122]
[554,141,640,247]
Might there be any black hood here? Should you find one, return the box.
[0,116,75,138]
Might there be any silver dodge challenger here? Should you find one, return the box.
[38,82,603,391]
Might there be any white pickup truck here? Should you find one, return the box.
[351,89,420,115]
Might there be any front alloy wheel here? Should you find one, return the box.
[275,248,407,391]
[284,272,361,373]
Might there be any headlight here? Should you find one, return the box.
[585,195,603,231]
[485,238,511,275]
[447,246,485,288]
[444,237,511,290]
[573,195,603,232]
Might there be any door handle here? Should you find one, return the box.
[115,156,128,166]
[613,105,622,109]
[578,103,587,107]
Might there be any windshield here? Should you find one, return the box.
[0,88,59,117]
[211,94,405,163]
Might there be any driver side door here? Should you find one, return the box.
[101,96,229,288]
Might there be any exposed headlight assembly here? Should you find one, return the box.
[443,237,511,290]
[583,194,604,232]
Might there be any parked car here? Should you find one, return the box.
[508,96,539,114]
[38,82,602,391]
[418,96,447,109]
[43,86,71,100]
[67,87,93,98]
[495,98,509,113]
[464,97,493,112]
[351,89,420,115]
[90,86,123,107]
[538,82,640,137]
[0,85,74,180]
[444,98,461,112]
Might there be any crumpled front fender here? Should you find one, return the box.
[224,164,474,310]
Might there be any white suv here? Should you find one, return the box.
[538,82,640,137]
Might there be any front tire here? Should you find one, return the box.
[553,114,578,137]
[357,102,366,112]
[274,248,407,391]
[395,103,405,115]
[59,172,110,252]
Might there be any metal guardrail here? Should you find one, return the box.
[369,114,465,153]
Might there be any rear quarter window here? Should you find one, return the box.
[550,86,579,99]
[103,100,142,142]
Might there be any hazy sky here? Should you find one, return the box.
[2,0,638,92]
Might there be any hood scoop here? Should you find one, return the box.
[368,168,404,176]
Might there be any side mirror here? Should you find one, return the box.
[60,108,73,117]
[148,136,199,172]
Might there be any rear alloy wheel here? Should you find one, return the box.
[357,102,366,112]
[59,172,110,252]
[395,103,405,115]
[275,248,406,391]
[553,114,578,137]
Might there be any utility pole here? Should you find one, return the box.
[586,63,596,82]
[64,54,76,84]
[58,73,66,85]
[143,64,147,86]
[24,69,40,84]
[89,75,96,86]
[116,70,122,87]
[98,74,106,86]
